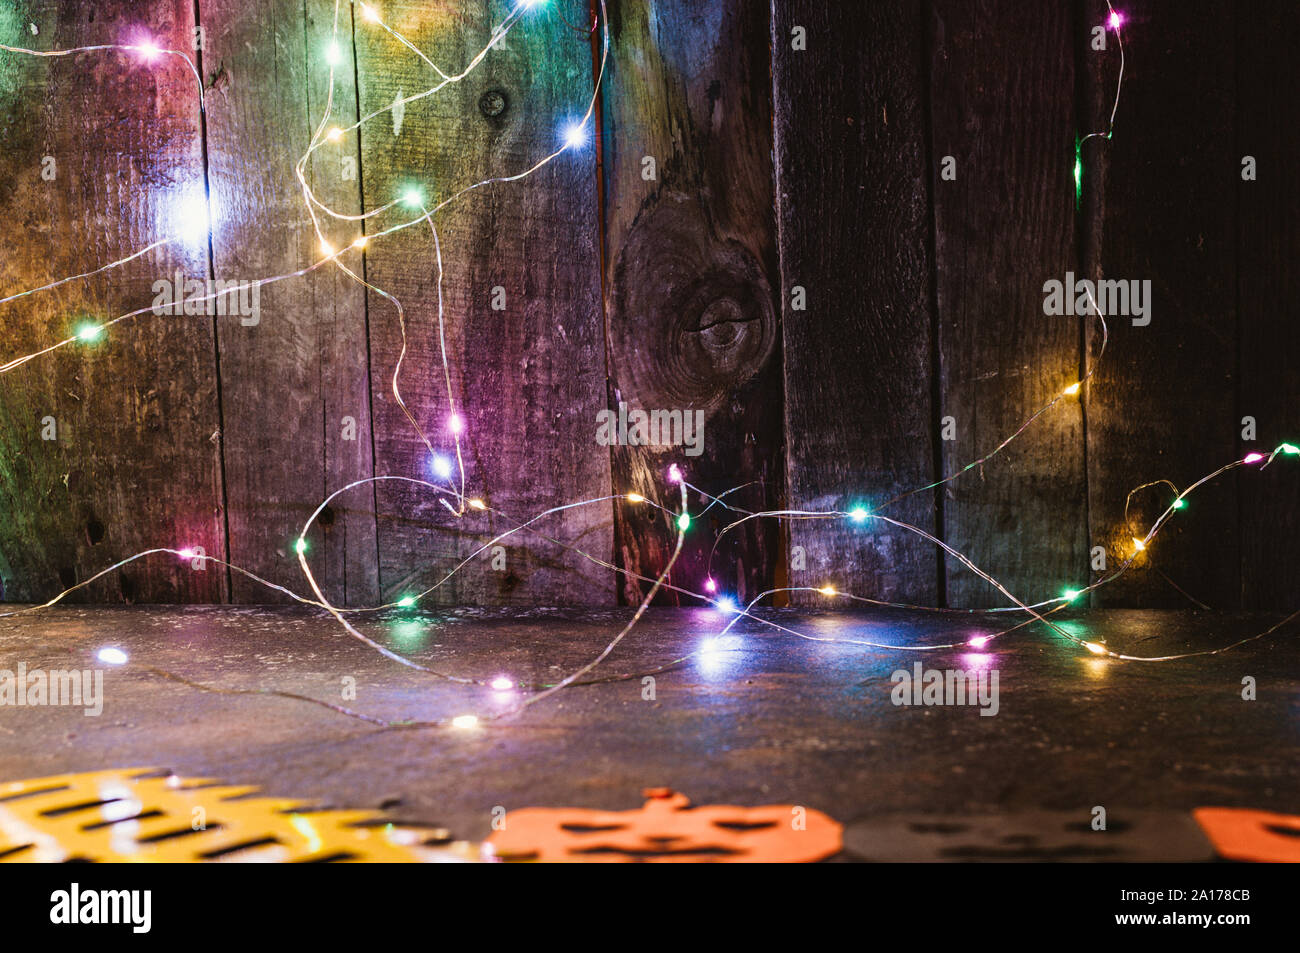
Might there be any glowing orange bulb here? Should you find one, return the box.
[818,585,836,596]
[326,126,344,142]
[352,235,368,249]
[1084,642,1107,656]
[1063,382,1081,396]
[320,239,335,256]
[468,498,486,510]
[626,492,644,503]
[1132,536,1146,552]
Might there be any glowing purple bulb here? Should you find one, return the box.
[667,463,683,484]
[704,577,717,593]
[968,636,990,649]
[449,414,464,435]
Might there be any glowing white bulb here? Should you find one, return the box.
[448,413,464,435]
[714,596,737,613]
[451,714,479,730]
[174,192,212,247]
[97,648,128,665]
[325,42,343,65]
[562,122,588,149]
[326,126,344,142]
[490,676,513,692]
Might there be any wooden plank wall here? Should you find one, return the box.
[0,0,1295,611]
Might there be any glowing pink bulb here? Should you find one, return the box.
[448,414,464,435]
[1243,452,1265,464]
[968,636,989,649]
[667,463,683,484]
[139,39,161,61]
[704,577,717,593]
[177,548,196,560]
[1108,11,1123,30]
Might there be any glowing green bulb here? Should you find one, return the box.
[676,512,690,532]
[76,324,104,342]
[294,538,308,555]
[325,42,342,65]
[397,595,417,608]
[1171,499,1186,510]
[1280,443,1300,456]
[1073,137,1083,208]
[1063,588,1082,602]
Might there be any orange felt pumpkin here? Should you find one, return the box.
[1193,807,1300,863]
[486,788,842,863]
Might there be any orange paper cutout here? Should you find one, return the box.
[1193,807,1300,863]
[486,788,842,863]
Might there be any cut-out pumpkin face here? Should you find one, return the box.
[486,788,842,863]
[1194,807,1300,863]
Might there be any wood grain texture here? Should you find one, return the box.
[601,0,782,607]
[201,0,379,606]
[356,1,612,605]
[1084,0,1239,608]
[929,0,1086,608]
[772,0,938,606]
[1236,1,1300,609]
[0,0,224,602]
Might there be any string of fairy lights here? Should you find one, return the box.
[0,0,1296,732]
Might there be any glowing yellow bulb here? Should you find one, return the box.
[320,239,335,256]
[468,498,486,510]
[326,126,344,142]
[451,714,479,730]
[1063,382,1081,396]
[626,492,644,503]
[1084,642,1107,656]
[352,235,368,249]
[361,3,381,22]
[818,585,837,596]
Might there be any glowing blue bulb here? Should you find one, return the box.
[97,648,128,665]
[431,454,453,479]
[714,596,737,614]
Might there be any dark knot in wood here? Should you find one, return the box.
[610,201,776,412]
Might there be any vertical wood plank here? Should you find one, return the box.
[1237,1,1300,610]
[356,1,611,605]
[602,0,782,606]
[772,0,938,606]
[1084,0,1238,608]
[0,0,224,603]
[201,0,379,605]
[929,0,1086,607]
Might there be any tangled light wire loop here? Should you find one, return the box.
[0,0,1296,733]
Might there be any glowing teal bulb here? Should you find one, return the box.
[849,506,869,523]
[76,324,104,342]
[397,595,417,608]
